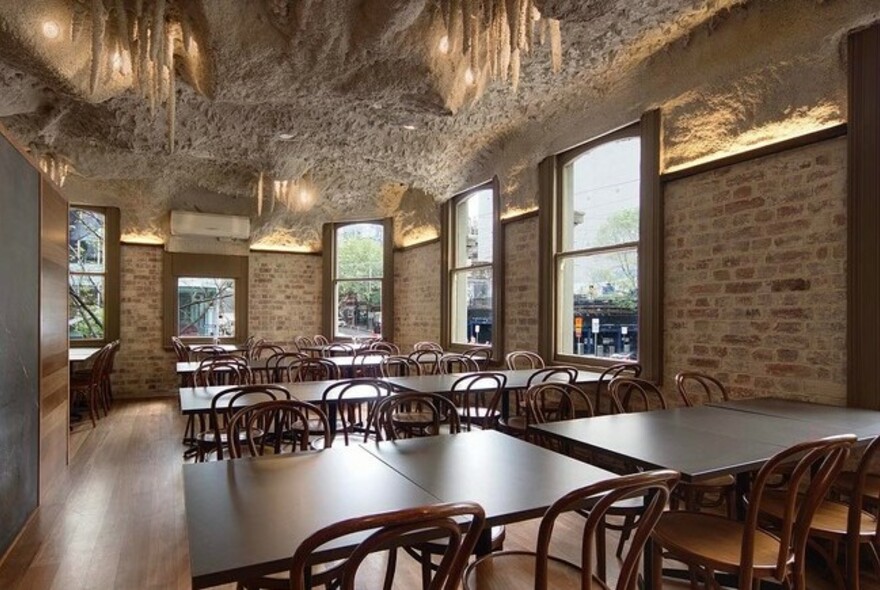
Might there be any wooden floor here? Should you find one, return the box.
[0,398,873,589]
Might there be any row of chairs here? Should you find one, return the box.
[71,340,120,427]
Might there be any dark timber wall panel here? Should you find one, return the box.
[0,133,40,556]
[40,179,68,498]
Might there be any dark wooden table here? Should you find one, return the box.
[184,430,619,588]
[183,446,440,589]
[176,354,389,376]
[383,368,602,393]
[69,347,100,363]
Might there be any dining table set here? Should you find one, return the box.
[177,360,880,590]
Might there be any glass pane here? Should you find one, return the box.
[69,274,105,340]
[336,280,382,338]
[336,223,384,279]
[451,268,493,345]
[557,250,638,359]
[177,278,236,338]
[69,208,106,273]
[455,188,494,268]
[561,136,640,252]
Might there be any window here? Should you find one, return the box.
[557,134,640,360]
[442,179,503,359]
[163,253,248,345]
[451,187,494,345]
[323,219,393,341]
[68,206,120,344]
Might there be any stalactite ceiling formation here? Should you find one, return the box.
[0,0,857,248]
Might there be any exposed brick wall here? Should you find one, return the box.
[664,137,847,405]
[394,241,441,351]
[115,245,177,398]
[504,215,539,354]
[248,251,323,347]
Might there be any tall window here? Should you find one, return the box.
[450,187,494,345]
[557,129,640,361]
[69,207,107,341]
[177,278,236,338]
[325,221,393,340]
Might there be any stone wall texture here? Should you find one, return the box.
[504,215,540,354]
[394,241,441,351]
[115,245,177,398]
[663,137,847,405]
[248,251,323,347]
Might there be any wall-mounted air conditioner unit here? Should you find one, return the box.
[169,211,250,240]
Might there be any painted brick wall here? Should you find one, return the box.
[248,251,323,347]
[394,241,441,351]
[115,245,177,398]
[504,215,539,354]
[664,137,847,405]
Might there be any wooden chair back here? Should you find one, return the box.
[846,435,880,583]
[207,385,291,460]
[505,350,545,370]
[265,351,307,382]
[370,341,400,355]
[324,342,354,357]
[374,392,462,440]
[289,501,486,590]
[745,435,855,583]
[171,336,190,361]
[439,354,480,375]
[609,377,668,414]
[450,372,507,431]
[249,342,284,360]
[286,358,341,382]
[193,356,253,387]
[352,350,389,378]
[380,355,422,377]
[463,346,492,369]
[593,362,641,414]
[226,399,330,458]
[313,335,330,346]
[293,336,314,351]
[527,382,595,424]
[409,349,444,375]
[526,366,578,388]
[414,341,443,352]
[675,371,730,406]
[190,344,228,360]
[533,470,680,590]
[322,379,394,445]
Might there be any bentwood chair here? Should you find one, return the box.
[288,501,486,590]
[504,350,544,370]
[463,346,492,369]
[449,372,507,431]
[370,340,400,355]
[592,362,641,415]
[226,399,331,458]
[171,336,191,362]
[352,349,389,378]
[313,334,330,346]
[324,342,354,357]
[321,378,394,446]
[265,351,308,382]
[409,349,443,375]
[293,336,314,351]
[439,354,480,375]
[463,470,680,590]
[192,355,253,387]
[760,435,880,590]
[71,343,112,427]
[526,382,596,449]
[651,435,856,590]
[380,355,422,378]
[249,342,284,360]
[675,371,729,406]
[414,341,443,352]
[498,367,577,438]
[195,384,292,462]
[284,357,341,382]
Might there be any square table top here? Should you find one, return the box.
[69,347,101,363]
[176,354,389,375]
[384,368,602,393]
[709,397,880,438]
[530,403,876,482]
[184,446,439,589]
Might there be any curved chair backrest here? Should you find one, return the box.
[609,377,668,414]
[527,382,596,424]
[593,362,642,414]
[226,399,331,458]
[463,346,492,368]
[370,341,401,355]
[190,344,228,360]
[506,350,545,370]
[374,392,462,441]
[286,358,341,382]
[380,355,422,378]
[294,336,314,350]
[848,435,880,548]
[439,354,480,375]
[194,355,253,387]
[322,379,394,445]
[171,336,191,362]
[289,501,486,590]
[675,371,730,407]
[526,366,578,388]
[744,435,855,583]
[414,341,443,352]
[207,384,291,460]
[352,350,389,378]
[450,372,507,431]
[324,342,354,357]
[250,342,285,360]
[265,352,308,382]
[313,335,330,346]
[409,349,444,375]
[532,470,680,590]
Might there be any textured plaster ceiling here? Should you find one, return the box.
[0,0,861,248]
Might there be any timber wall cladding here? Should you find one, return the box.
[663,136,847,405]
[0,133,40,556]
[40,179,69,499]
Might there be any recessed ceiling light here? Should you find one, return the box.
[464,67,475,86]
[42,20,60,40]
[402,124,416,131]
[277,132,295,140]
[438,35,450,54]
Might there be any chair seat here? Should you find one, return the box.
[653,511,791,573]
[759,490,877,538]
[463,550,603,590]
[835,471,880,500]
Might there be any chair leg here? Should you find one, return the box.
[383,548,397,590]
[596,517,608,583]
[421,549,433,589]
[651,538,663,589]
[616,513,634,559]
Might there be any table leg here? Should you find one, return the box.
[475,528,493,556]
[735,472,750,520]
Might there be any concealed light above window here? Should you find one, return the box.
[41,20,60,39]
[402,124,416,131]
